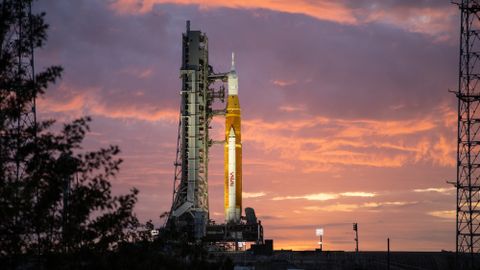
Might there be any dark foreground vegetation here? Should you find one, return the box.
[1,233,234,270]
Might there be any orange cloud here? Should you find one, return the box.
[243,191,267,198]
[272,79,297,87]
[340,192,376,197]
[273,193,339,201]
[243,158,295,172]
[278,105,306,112]
[428,210,455,219]
[336,118,436,137]
[109,0,454,39]
[119,67,154,79]
[360,6,456,41]
[242,104,455,172]
[413,187,455,194]
[38,84,178,123]
[110,0,357,24]
[272,191,376,201]
[305,204,359,212]
[90,104,178,122]
[40,92,88,113]
[305,201,417,212]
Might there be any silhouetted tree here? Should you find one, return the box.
[2,1,233,269]
[0,0,139,261]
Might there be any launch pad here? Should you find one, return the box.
[204,207,264,245]
[166,21,264,248]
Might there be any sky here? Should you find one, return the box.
[35,0,460,251]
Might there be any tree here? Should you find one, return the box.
[0,0,139,259]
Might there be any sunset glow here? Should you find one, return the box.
[36,0,458,251]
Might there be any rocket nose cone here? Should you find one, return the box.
[229,127,236,137]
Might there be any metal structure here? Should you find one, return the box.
[456,0,480,262]
[167,22,264,247]
[168,21,226,239]
[204,207,263,245]
[353,223,358,253]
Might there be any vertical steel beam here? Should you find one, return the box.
[456,0,480,265]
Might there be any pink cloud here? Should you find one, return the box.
[241,104,455,173]
[38,83,178,123]
[109,0,455,39]
[110,0,357,24]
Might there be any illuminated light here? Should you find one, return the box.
[316,228,324,236]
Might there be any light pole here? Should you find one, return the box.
[316,228,324,251]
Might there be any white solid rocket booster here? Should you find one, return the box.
[225,52,242,224]
[228,127,236,222]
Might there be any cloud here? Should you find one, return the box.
[336,118,436,137]
[243,191,266,198]
[120,67,154,79]
[413,187,455,194]
[272,79,297,87]
[273,193,339,201]
[243,104,456,172]
[278,105,306,112]
[272,191,376,201]
[428,210,455,219]
[349,2,456,41]
[363,201,417,208]
[340,192,376,197]
[305,204,359,212]
[109,0,456,39]
[38,83,178,123]
[110,0,357,24]
[305,201,417,212]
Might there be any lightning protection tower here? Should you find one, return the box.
[456,0,480,264]
[167,21,226,240]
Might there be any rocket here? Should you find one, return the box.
[225,52,242,223]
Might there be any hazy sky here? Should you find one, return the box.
[35,0,459,251]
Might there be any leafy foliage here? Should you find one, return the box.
[0,0,139,259]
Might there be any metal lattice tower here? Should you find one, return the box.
[168,21,226,239]
[456,0,480,259]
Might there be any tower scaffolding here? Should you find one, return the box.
[167,21,226,240]
[455,0,480,265]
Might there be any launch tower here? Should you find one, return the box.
[168,21,226,239]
